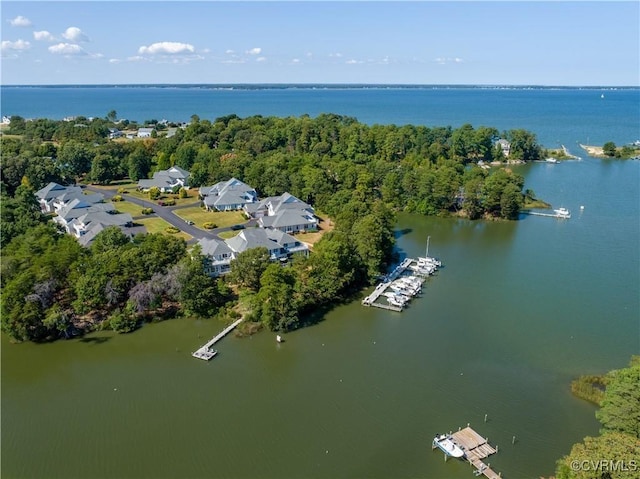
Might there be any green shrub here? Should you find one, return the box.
[163,199,176,206]
[109,309,138,333]
[117,187,127,194]
[141,207,154,215]
[203,222,218,229]
[165,226,180,234]
[178,187,188,199]
[148,187,161,200]
[112,195,123,202]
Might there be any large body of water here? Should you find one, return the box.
[2,86,639,479]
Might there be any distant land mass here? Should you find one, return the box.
[3,83,639,90]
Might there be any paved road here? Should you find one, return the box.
[84,185,244,242]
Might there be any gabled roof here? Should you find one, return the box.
[35,182,70,200]
[197,238,233,258]
[259,209,317,229]
[225,228,283,254]
[57,200,115,221]
[76,211,133,228]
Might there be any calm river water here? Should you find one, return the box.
[2,156,638,479]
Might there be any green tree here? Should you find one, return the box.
[227,247,272,292]
[507,129,541,162]
[500,183,524,220]
[57,140,93,177]
[596,361,640,438]
[176,252,224,317]
[106,110,118,122]
[254,263,299,331]
[603,141,617,157]
[90,153,115,184]
[556,432,640,479]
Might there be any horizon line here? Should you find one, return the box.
[3,82,638,89]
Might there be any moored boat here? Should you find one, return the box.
[433,434,465,458]
[554,207,571,218]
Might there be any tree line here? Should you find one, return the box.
[1,112,542,341]
[554,356,640,479]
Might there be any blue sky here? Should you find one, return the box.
[2,1,639,86]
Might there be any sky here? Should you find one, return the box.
[1,1,639,86]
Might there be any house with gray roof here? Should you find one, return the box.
[137,127,155,138]
[137,166,190,192]
[199,178,257,211]
[35,182,104,213]
[197,227,309,277]
[197,238,234,276]
[245,192,318,233]
[496,139,511,157]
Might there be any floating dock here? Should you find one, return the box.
[362,256,440,312]
[433,426,502,479]
[192,318,243,360]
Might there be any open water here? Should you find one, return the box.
[1,86,639,479]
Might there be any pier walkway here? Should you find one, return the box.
[434,426,502,479]
[361,258,419,312]
[192,318,243,360]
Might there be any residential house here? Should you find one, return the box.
[496,139,511,157]
[137,127,155,138]
[199,178,257,211]
[137,166,190,192]
[34,182,144,246]
[108,128,122,139]
[244,192,318,233]
[35,182,104,214]
[197,227,309,277]
[198,238,234,277]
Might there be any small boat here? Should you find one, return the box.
[545,157,558,163]
[554,207,571,219]
[385,296,404,308]
[433,434,465,458]
[276,335,283,343]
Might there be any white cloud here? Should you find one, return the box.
[225,49,235,54]
[434,57,464,65]
[138,41,195,55]
[346,59,363,64]
[329,52,343,58]
[1,39,31,52]
[246,47,262,55]
[48,43,84,55]
[291,58,301,64]
[221,59,245,64]
[126,56,149,62]
[62,27,89,42]
[34,30,56,42]
[109,58,120,64]
[9,16,32,27]
[256,56,267,62]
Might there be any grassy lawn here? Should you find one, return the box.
[111,200,144,216]
[136,217,191,241]
[173,207,247,229]
[293,212,333,248]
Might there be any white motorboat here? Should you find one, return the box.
[433,434,465,458]
[554,207,571,218]
[383,292,410,303]
[386,296,404,307]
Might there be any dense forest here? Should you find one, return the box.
[554,356,640,479]
[1,113,542,341]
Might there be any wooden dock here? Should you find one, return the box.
[192,318,243,360]
[361,258,414,312]
[434,426,502,479]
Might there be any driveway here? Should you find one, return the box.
[85,185,249,242]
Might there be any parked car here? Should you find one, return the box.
[231,224,245,230]
[185,219,194,225]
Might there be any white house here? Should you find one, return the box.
[137,166,190,192]
[137,127,155,138]
[199,178,258,211]
[197,228,309,277]
[244,192,318,233]
[496,139,511,157]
